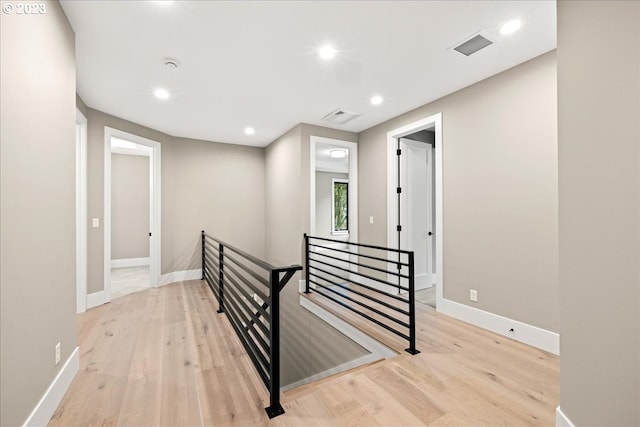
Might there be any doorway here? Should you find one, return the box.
[104,127,161,301]
[309,136,358,285]
[387,114,443,309]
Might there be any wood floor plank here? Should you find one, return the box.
[50,280,559,427]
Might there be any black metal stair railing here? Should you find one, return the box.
[201,231,302,419]
[304,234,419,355]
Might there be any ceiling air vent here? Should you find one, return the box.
[452,33,493,56]
[322,108,361,125]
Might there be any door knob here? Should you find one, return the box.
[428,231,433,236]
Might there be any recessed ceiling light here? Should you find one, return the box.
[500,19,522,35]
[370,95,384,105]
[330,149,347,159]
[318,44,337,60]
[244,127,255,135]
[154,1,174,5]
[153,88,170,100]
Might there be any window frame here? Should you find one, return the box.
[331,178,349,235]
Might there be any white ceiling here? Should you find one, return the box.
[316,142,349,174]
[61,1,556,147]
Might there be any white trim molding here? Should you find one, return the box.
[104,127,162,303]
[158,269,201,287]
[438,298,560,355]
[76,109,88,314]
[22,346,79,427]
[387,113,444,307]
[86,291,106,310]
[111,257,150,268]
[310,136,358,240]
[556,406,576,427]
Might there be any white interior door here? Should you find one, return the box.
[399,138,435,290]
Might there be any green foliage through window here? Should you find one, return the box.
[333,181,348,232]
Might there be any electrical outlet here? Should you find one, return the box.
[92,218,100,228]
[55,342,61,365]
[469,289,478,302]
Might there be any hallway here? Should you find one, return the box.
[50,281,559,426]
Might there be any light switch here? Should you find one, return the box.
[92,218,100,228]
[369,216,374,224]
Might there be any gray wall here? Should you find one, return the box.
[265,125,368,386]
[164,136,266,273]
[558,1,640,425]
[358,51,559,333]
[111,153,150,260]
[0,2,78,425]
[85,109,266,293]
[316,172,348,239]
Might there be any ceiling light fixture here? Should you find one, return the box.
[500,19,522,35]
[330,149,347,159]
[318,44,337,60]
[370,95,383,105]
[244,127,255,135]
[154,1,174,5]
[153,88,170,100]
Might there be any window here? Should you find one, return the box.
[332,179,348,234]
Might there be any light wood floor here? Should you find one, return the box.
[50,280,559,427]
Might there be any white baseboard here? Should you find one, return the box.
[556,406,575,427]
[111,257,150,268]
[437,298,559,355]
[86,290,106,309]
[281,353,382,392]
[300,295,397,359]
[23,346,79,427]
[157,269,201,287]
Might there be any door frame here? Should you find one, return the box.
[104,127,161,301]
[309,136,358,240]
[76,109,88,313]
[387,113,443,307]
[398,137,435,290]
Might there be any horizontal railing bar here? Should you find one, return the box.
[204,239,220,252]
[308,279,410,329]
[204,267,218,286]
[310,249,410,279]
[222,283,271,340]
[222,260,269,303]
[223,300,270,387]
[307,265,408,303]
[308,243,409,267]
[203,272,218,297]
[310,287,410,341]
[204,234,277,272]
[224,252,270,288]
[221,271,270,320]
[223,292,270,365]
[204,245,219,262]
[307,235,412,255]
[204,253,219,271]
[308,270,409,316]
[309,256,410,292]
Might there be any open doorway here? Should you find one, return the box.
[309,136,358,284]
[104,127,161,301]
[387,114,443,309]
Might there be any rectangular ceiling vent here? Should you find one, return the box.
[452,33,493,56]
[322,108,361,125]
